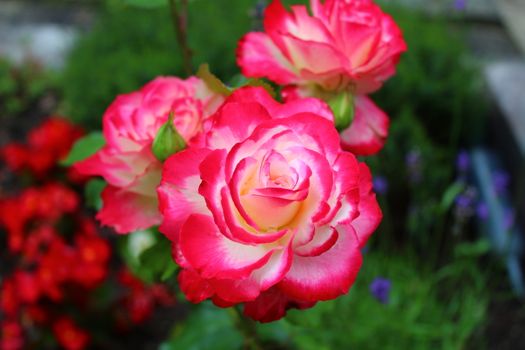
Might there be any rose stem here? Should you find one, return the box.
[168,0,193,76]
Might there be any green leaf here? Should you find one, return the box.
[60,132,105,166]
[161,261,179,281]
[118,229,178,284]
[439,182,464,213]
[454,239,491,258]
[120,229,177,283]
[256,320,291,345]
[138,238,178,283]
[196,64,232,97]
[84,178,105,210]
[122,0,167,8]
[161,303,243,350]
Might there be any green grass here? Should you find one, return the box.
[273,247,490,349]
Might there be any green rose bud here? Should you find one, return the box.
[327,91,355,131]
[152,113,186,162]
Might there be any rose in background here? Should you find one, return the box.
[74,77,224,234]
[158,87,382,322]
[237,0,406,155]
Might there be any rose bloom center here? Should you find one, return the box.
[238,148,310,232]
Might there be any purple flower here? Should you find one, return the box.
[504,209,515,231]
[373,175,389,196]
[453,0,466,11]
[405,150,421,168]
[405,150,422,184]
[476,202,489,221]
[492,170,510,196]
[456,150,470,174]
[369,277,391,304]
[455,193,473,209]
[454,187,477,219]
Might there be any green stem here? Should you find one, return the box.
[168,0,192,76]
[229,306,263,350]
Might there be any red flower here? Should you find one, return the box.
[22,225,57,263]
[27,118,83,159]
[117,269,175,325]
[36,238,76,301]
[0,321,24,350]
[14,271,40,304]
[1,117,83,177]
[25,305,49,324]
[35,183,79,221]
[1,144,28,172]
[0,198,29,253]
[72,235,110,288]
[52,317,90,350]
[0,279,19,317]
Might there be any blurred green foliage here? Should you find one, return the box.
[282,246,490,350]
[160,304,244,350]
[374,6,487,147]
[366,110,458,254]
[60,0,256,129]
[60,5,181,129]
[0,57,56,120]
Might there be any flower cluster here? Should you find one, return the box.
[115,269,176,327]
[75,0,404,322]
[0,118,174,350]
[2,117,84,177]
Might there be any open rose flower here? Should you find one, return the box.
[237,0,405,155]
[74,77,223,233]
[158,87,382,322]
[237,0,406,94]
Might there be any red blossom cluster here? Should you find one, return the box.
[1,117,84,178]
[0,117,174,350]
[116,269,176,328]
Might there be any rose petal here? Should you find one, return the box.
[179,214,276,279]
[237,32,298,85]
[279,225,362,301]
[243,286,316,323]
[158,148,211,241]
[97,185,161,234]
[340,96,389,156]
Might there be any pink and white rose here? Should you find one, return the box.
[237,0,406,95]
[74,77,223,234]
[157,87,382,322]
